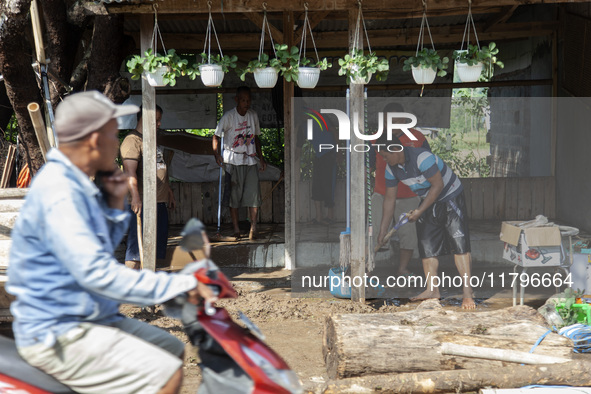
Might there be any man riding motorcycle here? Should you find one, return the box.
[6,91,216,394]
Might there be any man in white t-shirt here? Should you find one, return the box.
[213,86,266,241]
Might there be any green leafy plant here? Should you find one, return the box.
[238,52,283,81]
[555,288,585,327]
[274,44,331,82]
[403,48,449,77]
[337,49,389,82]
[195,53,238,73]
[453,42,504,69]
[126,49,190,87]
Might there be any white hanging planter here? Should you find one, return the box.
[254,67,278,88]
[411,65,437,85]
[456,61,484,83]
[145,66,168,87]
[199,64,224,87]
[297,67,320,89]
[350,65,372,84]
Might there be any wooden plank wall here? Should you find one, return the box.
[169,177,555,225]
[461,176,555,221]
[169,180,285,225]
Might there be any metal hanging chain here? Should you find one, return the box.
[416,1,435,55]
[258,4,277,61]
[298,4,320,66]
[460,0,480,51]
[203,1,224,63]
[352,1,372,55]
[150,4,167,55]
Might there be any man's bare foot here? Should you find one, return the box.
[462,297,476,309]
[410,288,440,302]
[396,270,412,277]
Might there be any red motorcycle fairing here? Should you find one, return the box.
[0,373,52,394]
[197,307,292,394]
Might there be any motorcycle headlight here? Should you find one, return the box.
[241,346,304,394]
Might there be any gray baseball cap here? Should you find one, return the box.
[54,91,139,143]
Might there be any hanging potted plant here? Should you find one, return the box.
[127,48,189,87]
[337,3,389,84]
[238,53,282,88]
[274,44,330,88]
[276,7,330,89]
[196,53,237,87]
[403,8,449,88]
[338,49,389,84]
[126,9,188,87]
[454,42,504,82]
[403,48,449,85]
[238,8,282,88]
[453,5,504,83]
[196,3,237,87]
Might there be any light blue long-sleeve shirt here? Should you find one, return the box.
[7,149,197,348]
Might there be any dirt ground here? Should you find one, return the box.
[118,268,527,394]
[0,266,564,394]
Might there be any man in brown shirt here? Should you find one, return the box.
[120,105,176,269]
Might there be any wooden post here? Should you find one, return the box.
[284,11,296,270]
[0,146,16,189]
[349,8,365,302]
[140,14,157,272]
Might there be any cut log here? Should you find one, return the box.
[323,305,573,379]
[322,361,591,394]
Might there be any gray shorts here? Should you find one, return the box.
[371,193,420,251]
[227,164,261,208]
[18,318,184,394]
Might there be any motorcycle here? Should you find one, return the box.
[0,218,303,394]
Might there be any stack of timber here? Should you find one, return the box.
[0,188,27,321]
[322,304,586,393]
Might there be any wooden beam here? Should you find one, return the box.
[243,12,284,43]
[130,21,558,52]
[140,14,157,272]
[294,11,331,44]
[484,5,519,32]
[284,11,296,270]
[105,0,591,14]
[130,79,553,96]
[348,8,366,303]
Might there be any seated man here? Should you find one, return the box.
[7,91,215,394]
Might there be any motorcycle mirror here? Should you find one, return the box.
[180,218,206,252]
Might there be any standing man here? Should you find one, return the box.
[375,133,475,309]
[121,105,176,269]
[371,104,431,276]
[213,86,266,241]
[7,91,215,393]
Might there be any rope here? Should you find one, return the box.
[460,1,480,51]
[298,5,320,67]
[559,324,591,353]
[203,1,224,64]
[258,8,277,61]
[365,89,374,270]
[150,4,167,54]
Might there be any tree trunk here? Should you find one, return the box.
[41,0,82,102]
[0,0,44,174]
[87,14,132,103]
[322,361,591,394]
[323,305,572,379]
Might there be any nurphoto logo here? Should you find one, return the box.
[304,108,418,152]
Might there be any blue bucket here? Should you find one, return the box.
[329,267,351,299]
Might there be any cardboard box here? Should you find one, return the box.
[500,221,562,247]
[500,222,564,267]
